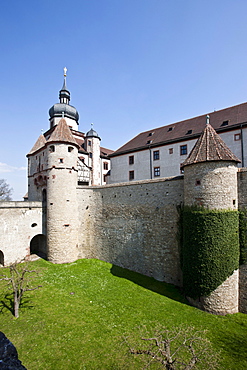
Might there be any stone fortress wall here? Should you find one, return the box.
[0,169,247,314]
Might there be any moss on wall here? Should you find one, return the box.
[182,207,239,298]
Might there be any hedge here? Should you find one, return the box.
[182,207,239,298]
[239,208,247,265]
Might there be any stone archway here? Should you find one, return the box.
[0,250,4,266]
[30,234,47,259]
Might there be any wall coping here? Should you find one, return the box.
[77,175,184,190]
[0,201,42,209]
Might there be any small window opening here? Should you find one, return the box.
[195,179,201,186]
[59,158,64,163]
[146,140,152,145]
[168,127,173,132]
[148,132,154,137]
[233,199,236,206]
[221,120,229,126]
[68,146,74,152]
[49,145,55,152]
[186,130,192,135]
[31,223,37,227]
[169,148,173,154]
[234,133,241,141]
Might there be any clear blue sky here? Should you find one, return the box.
[1,0,247,199]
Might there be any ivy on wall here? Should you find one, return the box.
[239,208,247,265]
[182,207,239,298]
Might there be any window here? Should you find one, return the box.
[146,140,152,145]
[59,158,63,163]
[68,146,74,152]
[148,132,154,137]
[49,145,55,152]
[221,120,229,127]
[180,145,187,155]
[129,170,134,180]
[89,153,92,158]
[154,167,160,177]
[169,148,173,154]
[88,140,92,146]
[168,127,173,132]
[195,179,201,186]
[129,155,134,165]
[186,130,192,135]
[153,150,160,160]
[103,162,108,170]
[234,133,241,141]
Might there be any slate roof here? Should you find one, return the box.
[27,134,46,156]
[181,123,241,169]
[110,102,247,157]
[47,118,79,147]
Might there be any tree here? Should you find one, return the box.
[0,262,42,318]
[126,325,219,369]
[0,179,13,201]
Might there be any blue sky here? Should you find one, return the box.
[1,0,247,199]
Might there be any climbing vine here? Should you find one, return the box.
[239,207,247,265]
[182,206,239,298]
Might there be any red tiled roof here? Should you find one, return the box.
[100,146,114,157]
[110,102,247,156]
[181,123,241,168]
[27,134,46,156]
[47,119,79,147]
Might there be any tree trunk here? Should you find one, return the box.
[14,291,19,318]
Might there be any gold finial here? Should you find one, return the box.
[63,67,67,77]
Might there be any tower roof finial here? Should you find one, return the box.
[206,115,210,125]
[64,67,67,77]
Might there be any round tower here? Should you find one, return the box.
[46,118,79,263]
[182,117,241,315]
[84,124,101,186]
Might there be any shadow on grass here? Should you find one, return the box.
[0,293,34,316]
[110,264,188,304]
[216,325,247,365]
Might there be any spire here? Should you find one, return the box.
[181,120,241,169]
[59,67,70,104]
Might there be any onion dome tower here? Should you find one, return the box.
[181,116,241,315]
[84,124,101,185]
[49,68,79,131]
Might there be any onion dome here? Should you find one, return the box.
[86,124,101,140]
[49,68,79,124]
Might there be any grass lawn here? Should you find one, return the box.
[0,258,246,369]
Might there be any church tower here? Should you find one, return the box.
[49,68,79,131]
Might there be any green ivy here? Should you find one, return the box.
[182,206,239,298]
[239,208,247,265]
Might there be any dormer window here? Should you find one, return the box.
[221,120,229,126]
[146,140,152,145]
[186,130,192,135]
[168,127,173,132]
[148,132,154,137]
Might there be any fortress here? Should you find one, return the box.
[1,72,247,316]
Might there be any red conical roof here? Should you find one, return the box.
[47,118,79,147]
[181,123,241,169]
[27,134,46,156]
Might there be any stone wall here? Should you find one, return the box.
[77,176,184,286]
[0,202,43,265]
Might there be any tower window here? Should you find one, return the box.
[49,145,55,152]
[59,158,64,163]
[68,146,74,152]
[129,170,134,180]
[89,153,93,158]
[153,150,159,160]
[129,155,134,165]
[88,140,91,146]
[180,145,187,155]
[154,167,160,177]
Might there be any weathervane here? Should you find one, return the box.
[64,67,67,77]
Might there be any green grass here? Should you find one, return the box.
[0,258,246,369]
